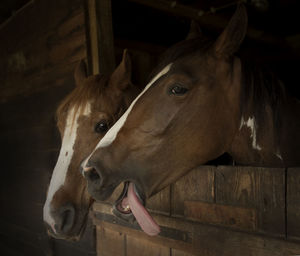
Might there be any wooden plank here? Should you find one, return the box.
[96,226,125,256]
[184,201,257,231]
[93,210,300,256]
[172,166,215,217]
[287,168,300,240]
[126,234,170,256]
[147,185,171,215]
[86,0,100,75]
[86,0,115,75]
[172,249,195,256]
[216,166,285,236]
[95,0,115,74]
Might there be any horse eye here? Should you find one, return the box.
[169,84,188,95]
[95,121,109,133]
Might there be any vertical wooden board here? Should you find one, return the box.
[172,166,215,217]
[126,235,170,256]
[147,185,171,215]
[216,166,285,236]
[96,226,125,256]
[287,168,300,240]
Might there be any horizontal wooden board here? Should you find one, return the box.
[92,207,300,256]
[184,201,257,231]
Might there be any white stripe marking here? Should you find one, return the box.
[43,103,91,232]
[82,63,172,170]
[239,116,262,151]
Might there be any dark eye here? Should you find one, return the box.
[169,84,188,95]
[95,120,109,133]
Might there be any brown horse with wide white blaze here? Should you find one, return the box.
[82,5,300,236]
[43,50,139,240]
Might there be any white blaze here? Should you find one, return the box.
[43,103,91,232]
[82,63,172,170]
[239,116,262,151]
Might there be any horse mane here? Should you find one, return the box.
[241,61,287,133]
[56,74,107,125]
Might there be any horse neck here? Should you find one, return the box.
[228,65,300,167]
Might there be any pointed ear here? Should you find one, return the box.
[109,49,132,91]
[74,60,87,86]
[186,20,202,40]
[214,4,248,58]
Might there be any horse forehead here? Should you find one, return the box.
[89,63,173,151]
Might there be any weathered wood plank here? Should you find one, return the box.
[92,208,300,256]
[126,234,170,256]
[147,185,171,215]
[216,166,285,236]
[184,201,257,231]
[96,226,125,256]
[172,166,215,217]
[287,168,300,240]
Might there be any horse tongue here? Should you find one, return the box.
[127,182,160,236]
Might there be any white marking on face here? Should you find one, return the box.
[239,116,262,151]
[82,63,173,170]
[43,103,91,232]
[275,150,283,161]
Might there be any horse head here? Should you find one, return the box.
[43,50,139,240]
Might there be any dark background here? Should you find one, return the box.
[0,0,299,255]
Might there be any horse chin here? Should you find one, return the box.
[112,181,145,223]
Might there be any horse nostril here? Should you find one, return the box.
[84,167,102,186]
[55,204,75,234]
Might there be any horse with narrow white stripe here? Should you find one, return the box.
[43,50,139,240]
[81,5,300,237]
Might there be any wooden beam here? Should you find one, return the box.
[86,0,115,75]
[128,0,287,48]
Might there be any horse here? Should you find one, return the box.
[81,5,300,236]
[43,50,139,240]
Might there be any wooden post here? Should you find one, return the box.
[86,0,115,75]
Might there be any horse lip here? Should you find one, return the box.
[112,181,145,223]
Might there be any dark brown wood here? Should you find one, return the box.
[172,166,215,217]
[216,166,285,236]
[147,186,171,215]
[184,201,257,231]
[127,0,286,48]
[287,168,300,241]
[93,204,300,256]
[86,0,115,75]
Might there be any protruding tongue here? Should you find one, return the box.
[126,182,160,236]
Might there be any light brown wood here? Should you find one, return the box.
[184,201,257,231]
[126,234,170,256]
[96,226,125,256]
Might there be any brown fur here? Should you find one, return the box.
[83,5,300,207]
[45,50,139,240]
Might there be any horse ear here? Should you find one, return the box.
[186,20,202,40]
[214,4,248,58]
[74,60,87,87]
[109,49,132,91]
